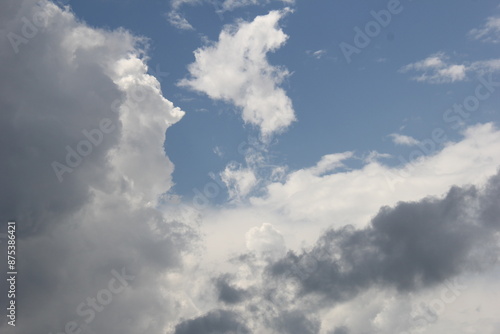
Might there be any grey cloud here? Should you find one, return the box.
[479,168,500,229]
[330,326,350,334]
[0,1,192,333]
[215,275,248,305]
[273,310,320,334]
[170,171,500,333]
[269,170,500,302]
[0,0,124,233]
[177,171,500,334]
[174,309,249,334]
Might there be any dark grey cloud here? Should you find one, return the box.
[330,326,350,334]
[479,168,500,229]
[174,310,249,334]
[215,275,248,305]
[269,170,500,302]
[0,0,124,233]
[174,284,321,334]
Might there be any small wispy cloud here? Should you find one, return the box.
[399,52,500,84]
[213,146,224,157]
[468,15,500,44]
[306,49,327,59]
[166,11,194,30]
[307,152,353,176]
[363,151,392,163]
[388,133,420,146]
[171,0,202,10]
[220,0,295,12]
[221,162,258,201]
[399,52,466,83]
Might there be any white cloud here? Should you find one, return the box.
[248,123,500,241]
[306,152,353,176]
[166,11,194,30]
[221,162,258,201]
[167,0,295,26]
[470,58,500,74]
[399,52,500,84]
[399,52,467,84]
[171,0,294,13]
[213,145,224,157]
[218,0,294,12]
[246,223,286,260]
[468,15,500,44]
[306,49,326,59]
[198,123,500,265]
[166,0,201,30]
[213,124,500,245]
[364,151,392,163]
[179,9,296,139]
[389,133,420,146]
[171,0,202,10]
[220,0,262,11]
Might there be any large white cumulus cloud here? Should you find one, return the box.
[0,1,192,333]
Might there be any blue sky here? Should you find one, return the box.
[2,1,500,333]
[68,0,500,201]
